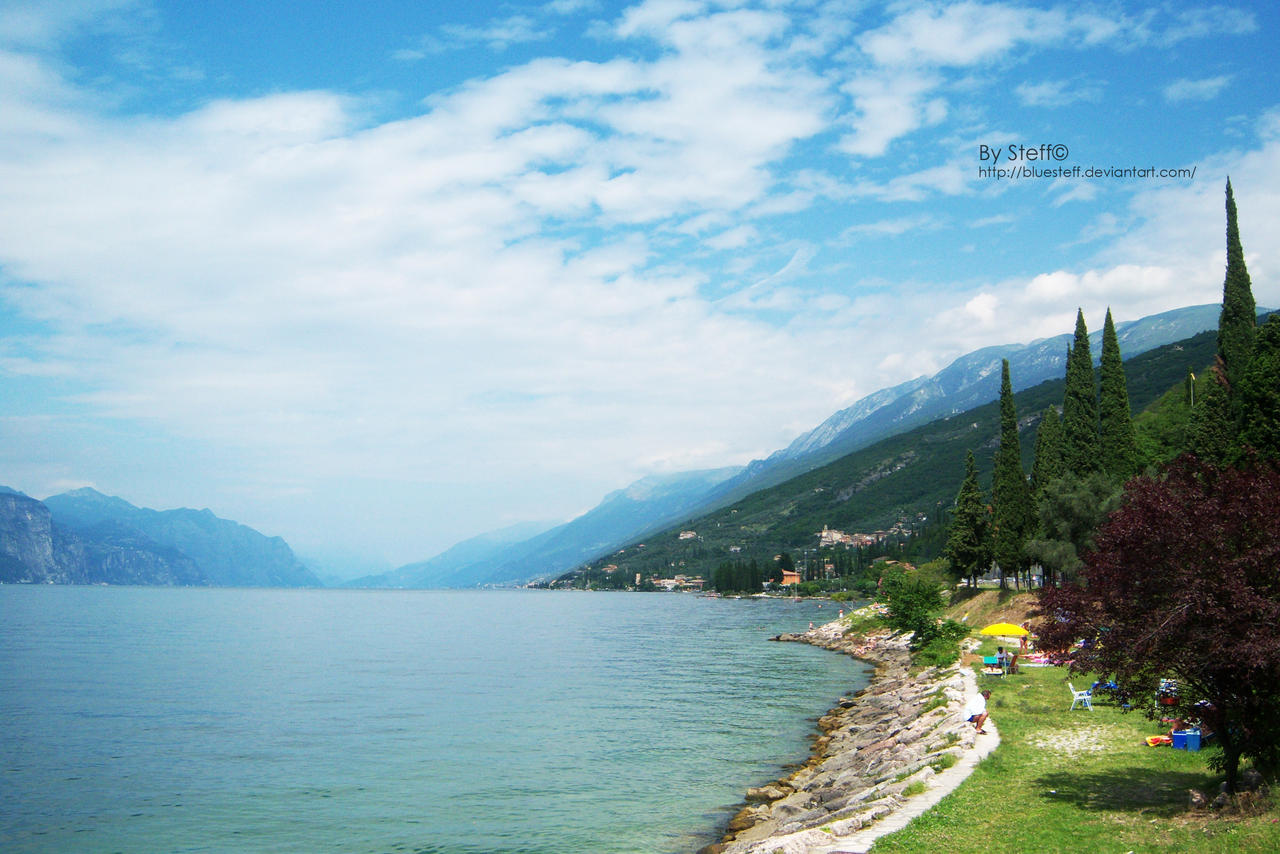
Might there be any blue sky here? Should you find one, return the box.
[2,0,1279,572]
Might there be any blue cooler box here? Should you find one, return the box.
[1172,730,1201,751]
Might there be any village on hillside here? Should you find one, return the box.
[537,516,927,592]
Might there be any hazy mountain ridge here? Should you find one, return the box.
[0,304,1242,590]
[353,467,743,588]
[1,488,319,587]
[343,520,556,589]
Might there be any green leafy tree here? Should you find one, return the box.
[1062,310,1099,474]
[1023,472,1121,587]
[880,564,943,641]
[992,359,1032,587]
[1238,315,1280,459]
[1031,406,1065,495]
[881,563,966,662]
[1134,371,1212,467]
[1039,456,1280,791]
[1097,308,1140,482]
[1219,178,1256,397]
[764,554,785,584]
[1189,358,1236,465]
[945,450,990,587]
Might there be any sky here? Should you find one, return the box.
[2,0,1279,574]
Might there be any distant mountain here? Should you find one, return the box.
[344,520,555,588]
[0,487,320,587]
[298,549,396,587]
[352,467,743,588]
[384,303,1230,588]
[1,490,206,585]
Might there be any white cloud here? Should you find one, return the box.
[546,0,602,14]
[841,214,938,238]
[1015,79,1102,107]
[0,0,142,48]
[857,159,971,201]
[705,225,761,249]
[442,15,551,51]
[838,71,943,157]
[616,0,708,39]
[1144,5,1257,46]
[1163,75,1233,103]
[856,2,1075,68]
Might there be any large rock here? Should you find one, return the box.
[0,493,60,582]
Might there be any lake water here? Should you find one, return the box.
[0,587,870,853]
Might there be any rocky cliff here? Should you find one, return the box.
[0,493,62,581]
[0,487,317,587]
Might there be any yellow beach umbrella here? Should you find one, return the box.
[979,622,1029,637]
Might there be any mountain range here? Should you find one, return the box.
[584,326,1223,583]
[353,302,1228,589]
[0,487,319,587]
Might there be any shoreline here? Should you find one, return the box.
[701,619,999,854]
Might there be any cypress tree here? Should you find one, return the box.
[945,449,989,588]
[1031,406,1065,496]
[1191,181,1258,461]
[1061,309,1099,474]
[1219,178,1256,394]
[992,359,1032,587]
[1097,308,1139,482]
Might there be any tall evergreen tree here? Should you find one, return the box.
[1219,178,1256,395]
[1031,406,1065,496]
[945,449,989,588]
[1097,308,1139,482]
[1191,181,1259,462]
[992,359,1032,588]
[1061,310,1099,473]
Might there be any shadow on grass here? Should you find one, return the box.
[948,586,985,606]
[1036,766,1211,817]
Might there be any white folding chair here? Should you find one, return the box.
[1069,682,1093,710]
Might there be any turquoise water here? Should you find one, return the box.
[0,587,869,853]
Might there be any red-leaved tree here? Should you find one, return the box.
[1038,455,1280,791]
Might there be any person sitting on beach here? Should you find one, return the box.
[964,689,991,734]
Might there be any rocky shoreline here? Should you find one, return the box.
[700,620,993,854]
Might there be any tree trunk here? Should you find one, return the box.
[1219,725,1241,793]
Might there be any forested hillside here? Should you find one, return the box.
[568,327,1218,583]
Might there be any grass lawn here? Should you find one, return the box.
[870,638,1280,854]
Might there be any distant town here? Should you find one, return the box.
[534,516,928,592]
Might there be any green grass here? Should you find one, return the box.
[870,640,1280,854]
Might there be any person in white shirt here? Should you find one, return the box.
[964,689,991,734]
